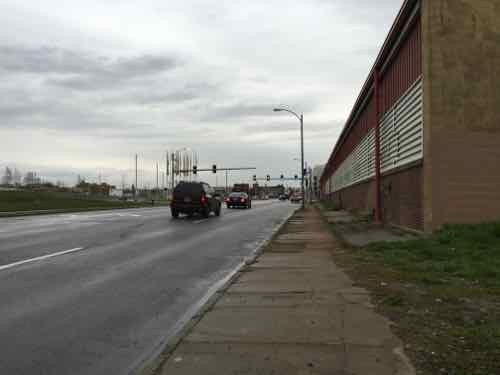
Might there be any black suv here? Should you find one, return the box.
[171,181,221,218]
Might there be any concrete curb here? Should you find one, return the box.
[136,207,299,375]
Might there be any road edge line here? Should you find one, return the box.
[135,206,299,375]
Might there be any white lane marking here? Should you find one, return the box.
[0,247,85,272]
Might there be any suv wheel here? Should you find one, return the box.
[215,204,221,216]
[171,209,179,218]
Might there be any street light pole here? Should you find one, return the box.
[300,114,305,210]
[273,107,305,209]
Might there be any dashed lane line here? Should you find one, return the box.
[0,247,85,272]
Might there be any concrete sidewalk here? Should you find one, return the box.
[153,208,415,375]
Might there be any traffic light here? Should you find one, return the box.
[266,175,270,182]
[253,175,257,181]
[280,174,284,179]
[212,164,217,173]
[193,165,197,175]
[303,168,307,175]
[294,174,298,180]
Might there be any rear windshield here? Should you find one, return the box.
[174,183,203,196]
[229,192,247,198]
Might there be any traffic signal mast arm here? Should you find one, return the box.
[177,166,257,174]
[254,177,300,181]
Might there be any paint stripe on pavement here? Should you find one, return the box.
[0,247,85,272]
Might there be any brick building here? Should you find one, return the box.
[320,0,500,231]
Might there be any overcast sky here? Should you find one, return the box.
[0,0,403,187]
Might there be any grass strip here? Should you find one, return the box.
[320,207,500,375]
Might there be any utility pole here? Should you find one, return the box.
[156,163,159,192]
[135,154,138,199]
[166,151,169,198]
[171,152,175,195]
[225,170,228,193]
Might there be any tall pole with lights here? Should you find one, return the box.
[273,107,305,209]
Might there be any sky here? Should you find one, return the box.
[0,0,403,188]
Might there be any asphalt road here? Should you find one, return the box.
[0,200,296,375]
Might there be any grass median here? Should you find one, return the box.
[0,190,168,215]
[322,212,500,375]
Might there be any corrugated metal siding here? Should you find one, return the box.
[322,17,421,191]
[329,128,375,192]
[380,78,423,173]
[380,18,421,117]
[328,96,375,181]
[330,77,423,193]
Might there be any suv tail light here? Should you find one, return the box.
[240,198,246,203]
[201,194,207,205]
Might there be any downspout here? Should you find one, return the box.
[374,69,382,223]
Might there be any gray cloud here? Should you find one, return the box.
[0,45,97,74]
[105,82,220,106]
[0,45,181,91]
[200,98,319,123]
[242,120,343,136]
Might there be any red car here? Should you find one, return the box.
[225,192,252,209]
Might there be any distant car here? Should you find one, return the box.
[278,194,289,201]
[290,194,303,203]
[225,192,251,209]
[171,181,221,218]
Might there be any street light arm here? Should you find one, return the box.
[273,107,301,121]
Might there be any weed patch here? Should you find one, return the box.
[321,211,500,375]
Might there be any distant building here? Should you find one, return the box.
[320,0,500,231]
[23,171,42,186]
[251,184,285,199]
[233,183,250,193]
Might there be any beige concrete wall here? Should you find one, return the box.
[422,0,500,231]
